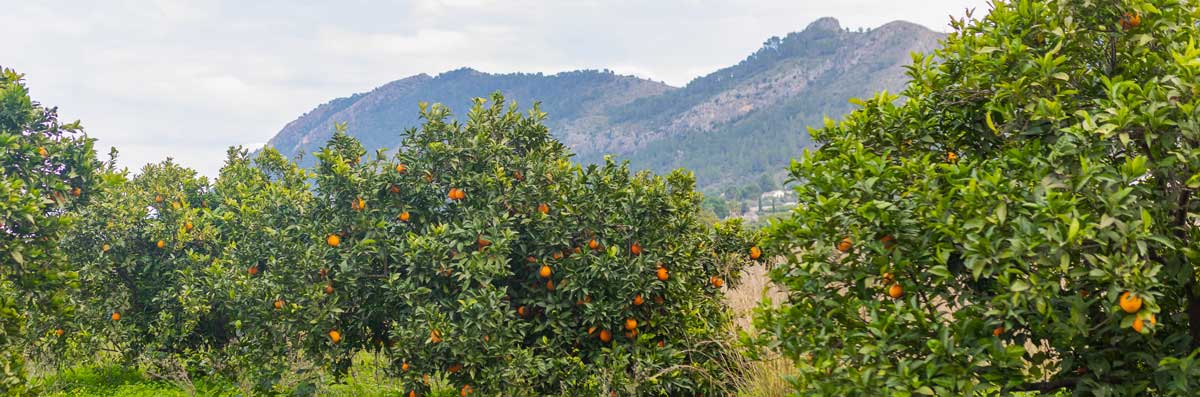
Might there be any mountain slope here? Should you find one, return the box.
[265,17,943,190]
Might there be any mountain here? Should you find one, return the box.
[264,17,943,192]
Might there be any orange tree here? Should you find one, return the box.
[58,148,322,391]
[757,0,1200,395]
[309,95,758,396]
[175,147,319,390]
[0,67,100,394]
[56,159,213,364]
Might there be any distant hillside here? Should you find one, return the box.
[265,17,943,191]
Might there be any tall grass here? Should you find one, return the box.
[725,264,796,397]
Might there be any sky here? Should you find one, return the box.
[3,0,990,177]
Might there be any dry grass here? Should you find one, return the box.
[725,264,796,397]
[726,264,785,332]
[732,355,795,397]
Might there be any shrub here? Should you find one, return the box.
[306,96,758,395]
[758,0,1200,395]
[54,94,758,395]
[0,67,101,395]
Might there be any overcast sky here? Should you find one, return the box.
[4,0,990,176]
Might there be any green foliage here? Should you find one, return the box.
[758,0,1200,395]
[0,66,101,395]
[303,95,757,395]
[45,93,758,395]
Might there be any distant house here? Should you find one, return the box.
[761,190,788,200]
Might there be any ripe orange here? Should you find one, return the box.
[517,306,527,318]
[879,235,896,249]
[101,244,111,253]
[477,236,491,249]
[155,194,164,204]
[70,187,82,197]
[395,163,408,173]
[537,203,549,214]
[837,238,853,253]
[992,326,1004,337]
[430,329,442,343]
[54,328,64,337]
[389,185,401,194]
[409,391,416,397]
[749,246,762,260]
[598,329,612,343]
[656,267,669,282]
[1119,291,1143,313]
[402,361,410,372]
[633,294,644,306]
[539,265,552,278]
[589,239,600,250]
[184,221,194,232]
[711,276,724,288]
[274,299,284,310]
[351,197,366,211]
[248,265,259,276]
[551,251,563,260]
[460,384,473,396]
[657,340,665,348]
[887,283,904,299]
[37,146,48,158]
[398,211,411,222]
[111,312,121,321]
[156,240,166,249]
[326,234,341,247]
[624,318,637,331]
[630,242,643,256]
[1121,12,1141,30]
[546,279,556,291]
[946,151,958,162]
[324,284,335,295]
[329,330,341,344]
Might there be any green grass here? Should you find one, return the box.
[31,352,416,397]
[34,365,239,397]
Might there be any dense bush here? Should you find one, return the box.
[0,67,101,395]
[758,0,1200,395]
[41,94,758,395]
[302,97,758,395]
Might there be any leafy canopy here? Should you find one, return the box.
[759,0,1200,395]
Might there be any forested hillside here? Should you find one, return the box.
[265,17,942,193]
